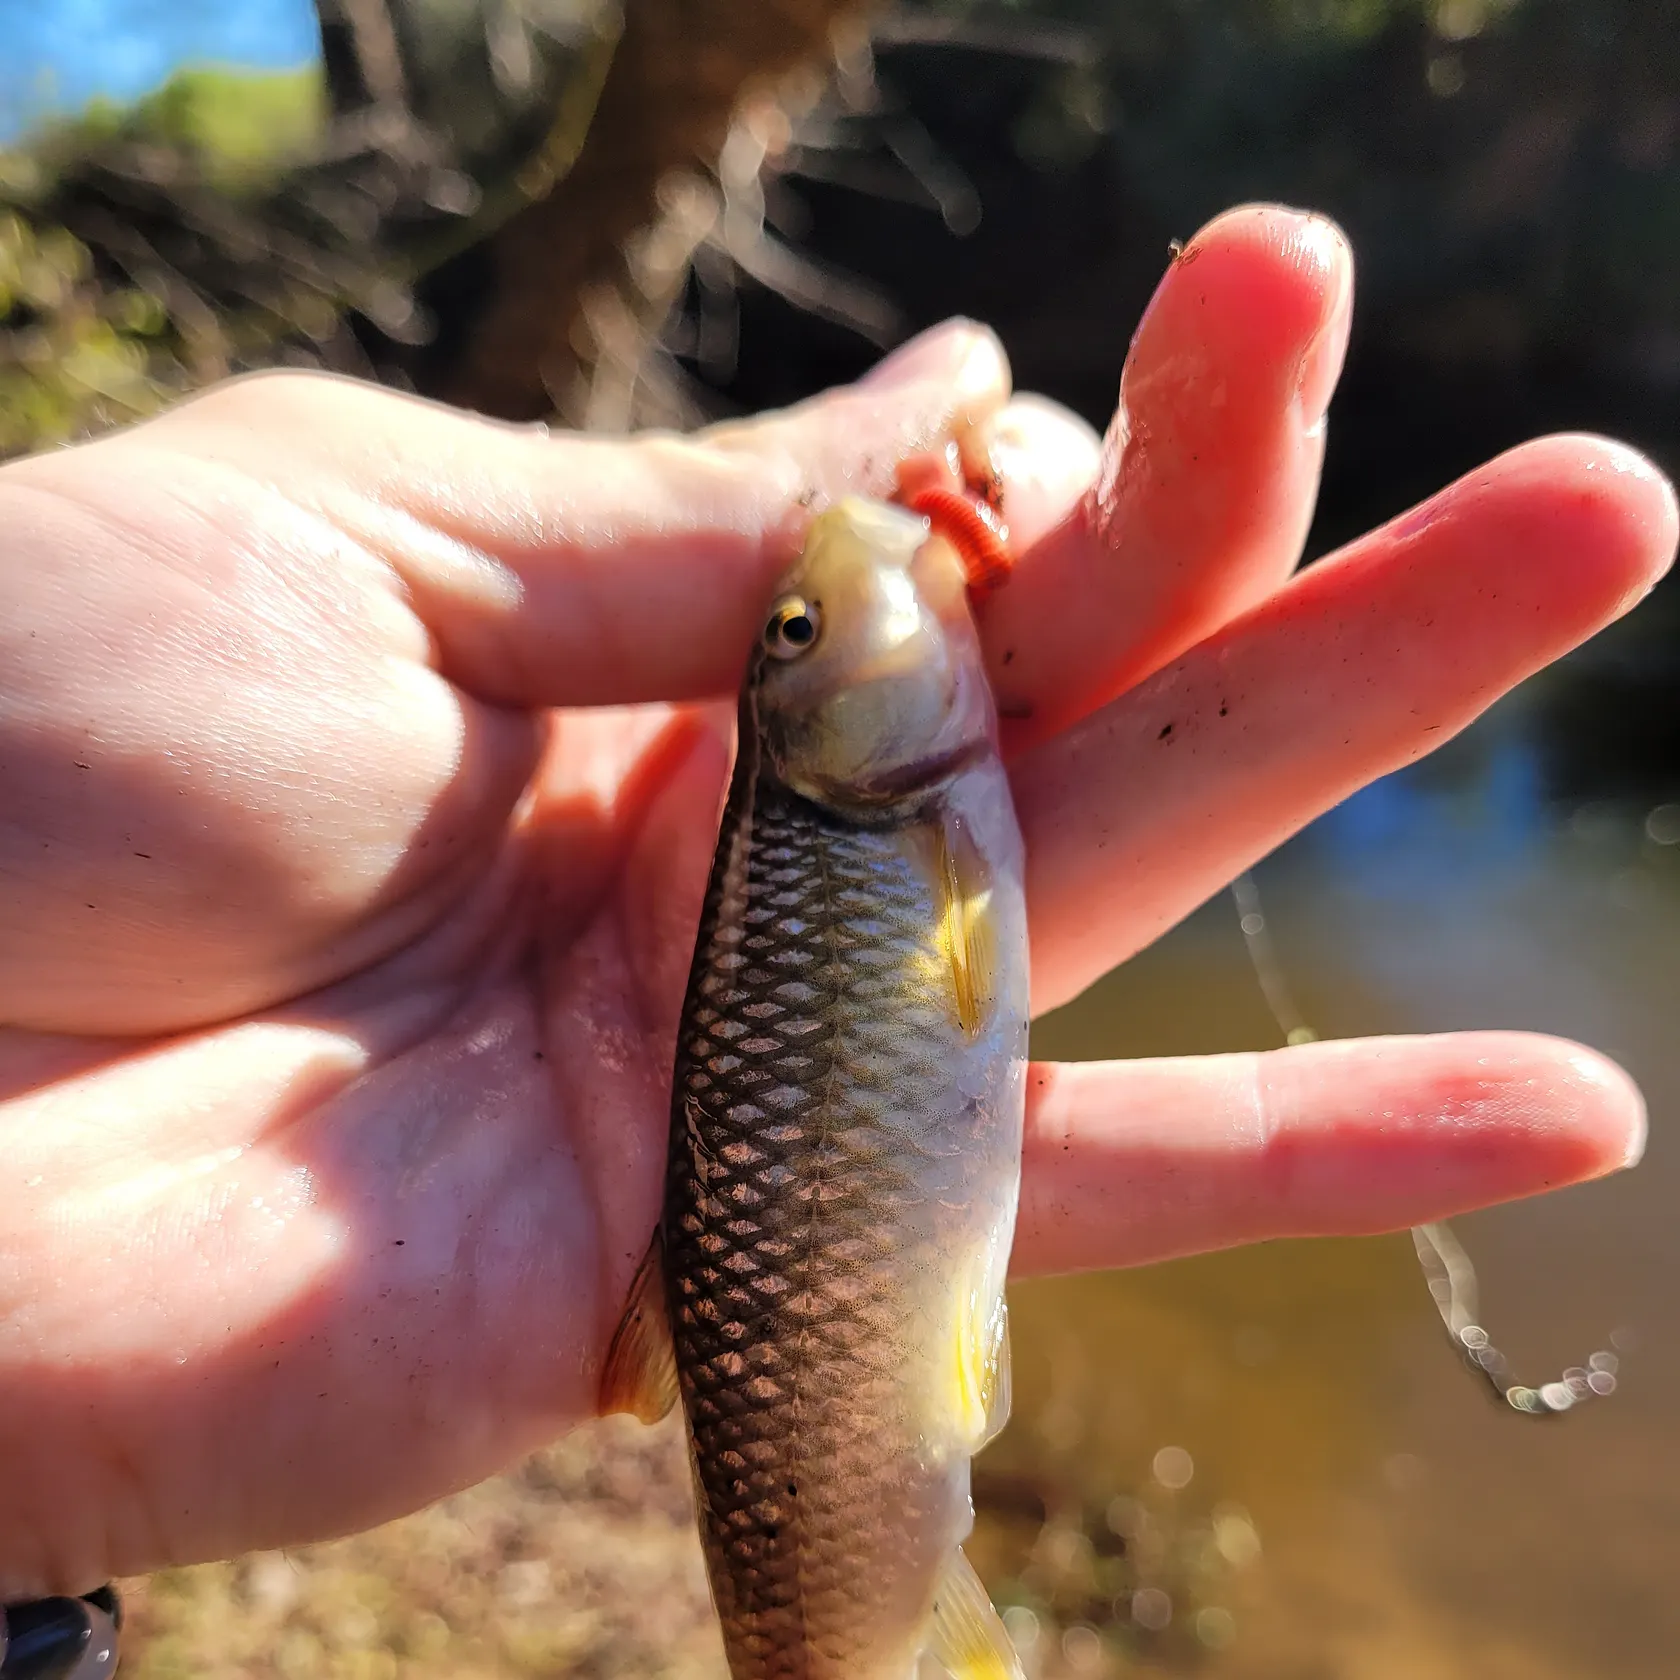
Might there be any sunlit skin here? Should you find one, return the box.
[0,205,1672,1595]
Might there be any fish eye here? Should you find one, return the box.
[763,597,821,660]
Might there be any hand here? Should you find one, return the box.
[0,205,1670,1595]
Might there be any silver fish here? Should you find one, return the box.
[603,495,1028,1680]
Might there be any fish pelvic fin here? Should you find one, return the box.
[598,1231,679,1423]
[926,1547,1024,1680]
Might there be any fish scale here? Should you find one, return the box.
[669,774,984,1680]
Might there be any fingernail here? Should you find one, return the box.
[859,319,1008,402]
[1292,213,1354,429]
[1620,1090,1649,1168]
[954,324,1010,406]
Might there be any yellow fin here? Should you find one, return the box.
[932,814,997,1040]
[954,1256,1014,1451]
[926,1547,1024,1680]
[598,1232,678,1423]
[960,1283,1007,1458]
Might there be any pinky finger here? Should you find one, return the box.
[1012,1031,1644,1278]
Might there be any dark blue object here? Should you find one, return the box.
[71,1593,117,1635]
[1,1589,120,1680]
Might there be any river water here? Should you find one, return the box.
[982,642,1680,1677]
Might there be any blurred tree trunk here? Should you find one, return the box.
[424,0,871,421]
[1,0,871,454]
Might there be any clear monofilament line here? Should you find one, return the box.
[1229,870,1623,1418]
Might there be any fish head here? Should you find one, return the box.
[751,496,995,812]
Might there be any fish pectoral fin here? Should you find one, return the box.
[598,1231,679,1424]
[953,1256,1012,1451]
[917,813,998,1040]
[925,1547,1023,1680]
[971,1297,1012,1452]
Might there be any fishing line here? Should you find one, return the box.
[1229,871,1622,1417]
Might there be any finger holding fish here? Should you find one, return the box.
[1013,1032,1645,1279]
[1010,432,1679,1014]
[967,204,1353,749]
[585,425,1674,1332]
[589,412,1675,1127]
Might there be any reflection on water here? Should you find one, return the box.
[1007,676,1680,1677]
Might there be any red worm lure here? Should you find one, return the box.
[893,448,1015,600]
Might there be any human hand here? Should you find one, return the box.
[0,205,1671,1594]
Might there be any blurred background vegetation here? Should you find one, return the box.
[6,0,1680,1675]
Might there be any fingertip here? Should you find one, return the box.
[1340,432,1678,667]
[985,394,1102,545]
[1189,201,1353,290]
[992,205,1353,750]
[1396,1029,1647,1179]
[1139,203,1353,381]
[1544,1036,1649,1170]
[1428,435,1680,623]
[856,318,1012,409]
[1523,434,1678,593]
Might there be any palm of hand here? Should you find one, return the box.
[0,411,741,1586]
[0,207,1669,1593]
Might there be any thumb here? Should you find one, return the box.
[126,320,1013,708]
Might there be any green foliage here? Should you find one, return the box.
[128,63,325,184]
[13,64,325,193]
[0,210,166,454]
[0,64,335,457]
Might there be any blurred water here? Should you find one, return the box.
[1002,675,1680,1677]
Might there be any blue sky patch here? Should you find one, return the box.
[1,0,320,139]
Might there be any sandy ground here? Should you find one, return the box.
[120,1410,1261,1680]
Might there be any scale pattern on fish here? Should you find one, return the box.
[603,494,1029,1680]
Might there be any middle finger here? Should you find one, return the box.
[1013,433,1677,1015]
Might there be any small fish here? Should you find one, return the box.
[602,492,1029,1680]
